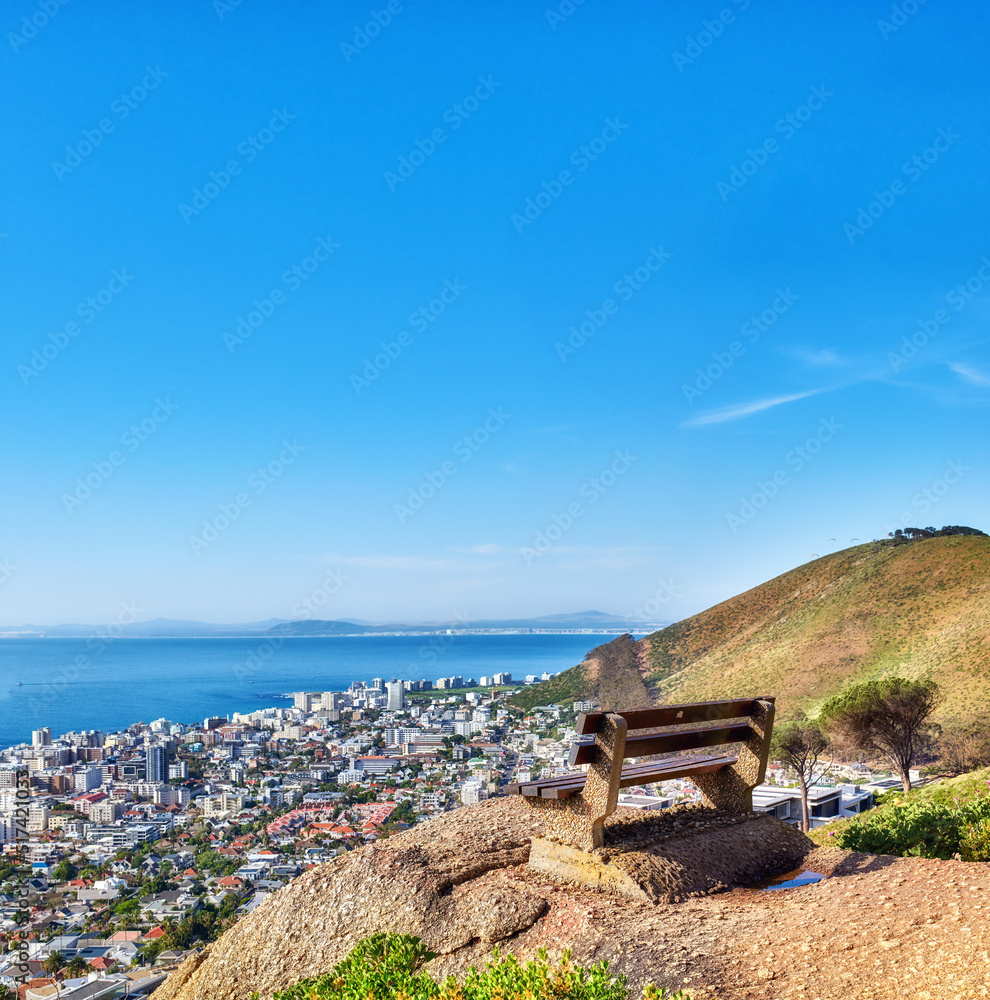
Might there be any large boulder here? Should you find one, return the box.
[154,798,812,1000]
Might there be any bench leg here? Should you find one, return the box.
[692,769,754,811]
[692,699,775,811]
[525,713,627,852]
[527,798,598,852]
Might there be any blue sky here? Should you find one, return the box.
[1,0,988,626]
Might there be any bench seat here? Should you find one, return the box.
[510,751,737,799]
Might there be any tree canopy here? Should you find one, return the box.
[769,718,830,831]
[820,676,941,792]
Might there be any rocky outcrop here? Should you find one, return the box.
[154,798,812,1000]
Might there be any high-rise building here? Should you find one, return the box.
[146,746,168,784]
[386,679,405,711]
[291,692,310,711]
[370,678,385,691]
[31,727,52,747]
[320,691,341,711]
[73,766,102,792]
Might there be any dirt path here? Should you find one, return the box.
[501,847,990,999]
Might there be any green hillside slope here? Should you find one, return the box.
[512,535,990,722]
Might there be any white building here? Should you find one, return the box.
[386,679,405,712]
[293,692,318,712]
[74,766,103,792]
[460,780,487,806]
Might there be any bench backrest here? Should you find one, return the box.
[569,696,776,767]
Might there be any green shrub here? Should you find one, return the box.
[836,794,990,859]
[265,933,689,1000]
[959,818,990,862]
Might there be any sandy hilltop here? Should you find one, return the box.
[155,797,990,1000]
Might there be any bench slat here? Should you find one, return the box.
[514,752,735,799]
[569,721,754,766]
[576,696,775,735]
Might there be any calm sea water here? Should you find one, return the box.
[0,634,614,749]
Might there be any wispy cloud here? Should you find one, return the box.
[559,549,654,571]
[681,388,829,428]
[948,362,990,386]
[790,348,844,367]
[324,554,494,573]
[501,455,534,475]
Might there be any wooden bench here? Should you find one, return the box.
[510,696,775,851]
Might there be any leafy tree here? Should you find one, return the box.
[770,718,830,832]
[52,860,77,883]
[932,722,990,777]
[820,677,941,793]
[65,956,89,978]
[41,950,66,977]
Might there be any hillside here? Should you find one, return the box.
[512,535,990,722]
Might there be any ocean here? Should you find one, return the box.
[0,633,615,749]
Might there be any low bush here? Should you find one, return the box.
[266,933,690,1000]
[958,817,990,862]
[836,794,990,859]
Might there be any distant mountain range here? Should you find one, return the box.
[266,610,667,636]
[512,534,990,724]
[0,611,668,639]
